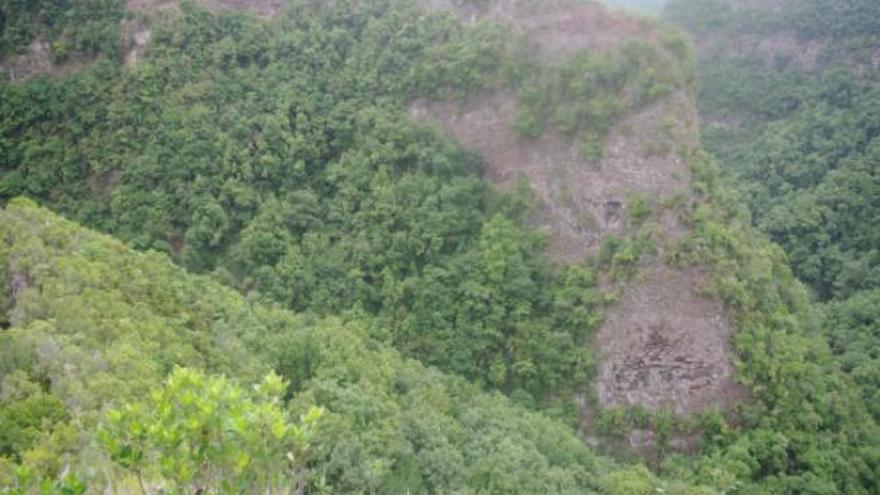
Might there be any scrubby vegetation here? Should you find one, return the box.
[0,0,696,413]
[512,33,693,158]
[0,0,608,407]
[0,198,678,494]
[1,0,879,493]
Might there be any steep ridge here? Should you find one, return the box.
[3,1,880,492]
[667,0,880,425]
[411,0,743,424]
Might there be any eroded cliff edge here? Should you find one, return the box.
[410,0,747,443]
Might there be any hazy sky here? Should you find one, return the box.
[603,0,666,11]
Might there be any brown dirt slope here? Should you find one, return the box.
[411,0,745,421]
[411,88,696,261]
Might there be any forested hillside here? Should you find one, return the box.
[1,0,879,493]
[0,198,631,493]
[665,0,880,426]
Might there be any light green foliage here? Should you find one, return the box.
[628,193,653,224]
[100,367,322,495]
[598,233,656,280]
[0,467,86,495]
[0,198,269,415]
[274,318,610,494]
[0,373,69,463]
[0,201,628,494]
[601,465,656,495]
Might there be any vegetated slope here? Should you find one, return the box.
[1,0,611,411]
[411,0,743,426]
[0,0,126,81]
[0,198,645,494]
[665,0,880,426]
[0,0,879,493]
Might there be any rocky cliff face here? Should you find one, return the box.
[410,0,746,433]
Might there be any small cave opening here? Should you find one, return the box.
[603,199,622,226]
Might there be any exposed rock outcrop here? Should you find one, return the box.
[410,0,743,428]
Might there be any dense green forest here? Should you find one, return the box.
[665,0,880,429]
[1,0,880,493]
[0,0,692,408]
[0,0,125,60]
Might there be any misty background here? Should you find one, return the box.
[604,0,666,12]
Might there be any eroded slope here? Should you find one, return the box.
[412,0,742,420]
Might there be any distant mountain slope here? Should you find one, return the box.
[666,1,880,487]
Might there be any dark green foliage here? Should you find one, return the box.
[791,0,880,40]
[740,76,880,300]
[669,152,880,493]
[0,0,124,60]
[664,3,880,491]
[665,0,880,41]
[823,290,880,420]
[666,0,880,302]
[0,0,606,404]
